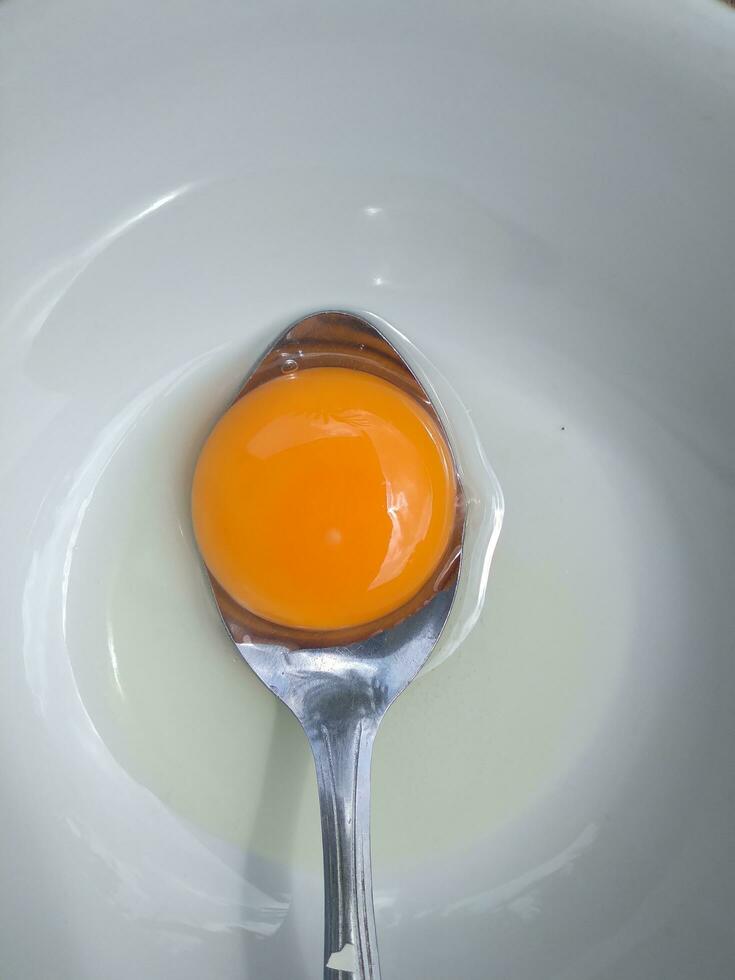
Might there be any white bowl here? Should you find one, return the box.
[2,2,734,978]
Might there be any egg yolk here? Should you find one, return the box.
[192,366,457,631]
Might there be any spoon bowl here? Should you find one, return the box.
[195,311,465,980]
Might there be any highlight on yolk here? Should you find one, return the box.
[192,366,457,631]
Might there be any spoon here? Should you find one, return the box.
[194,311,465,979]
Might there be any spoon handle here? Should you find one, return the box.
[307,715,382,980]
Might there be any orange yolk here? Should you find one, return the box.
[192,366,457,631]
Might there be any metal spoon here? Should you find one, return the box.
[195,311,465,980]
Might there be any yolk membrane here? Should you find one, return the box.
[192,366,457,631]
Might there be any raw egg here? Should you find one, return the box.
[192,366,457,631]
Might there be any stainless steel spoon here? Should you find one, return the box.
[195,311,465,980]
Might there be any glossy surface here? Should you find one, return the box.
[192,367,457,631]
[196,311,475,980]
[2,1,735,979]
